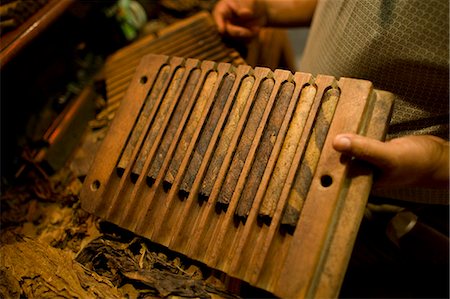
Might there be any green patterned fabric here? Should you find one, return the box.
[300,0,449,204]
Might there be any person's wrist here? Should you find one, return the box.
[253,0,269,27]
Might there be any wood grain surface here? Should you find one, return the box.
[80,53,394,299]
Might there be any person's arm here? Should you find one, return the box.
[261,0,317,27]
[333,134,449,189]
[213,0,317,38]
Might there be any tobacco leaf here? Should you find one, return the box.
[123,269,210,298]
[0,238,122,299]
[76,234,240,299]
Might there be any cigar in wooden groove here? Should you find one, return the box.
[130,67,186,180]
[216,78,275,207]
[179,73,236,195]
[87,55,172,218]
[222,74,312,273]
[116,65,171,175]
[235,81,295,218]
[168,68,273,255]
[165,67,253,249]
[110,60,203,229]
[281,87,340,229]
[199,76,255,198]
[258,84,317,220]
[146,68,202,183]
[202,73,294,267]
[135,63,229,240]
[164,71,218,187]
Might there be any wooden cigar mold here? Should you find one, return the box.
[99,12,245,123]
[81,54,394,298]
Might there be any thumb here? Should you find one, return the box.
[333,133,396,170]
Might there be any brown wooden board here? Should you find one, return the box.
[98,11,245,125]
[80,53,394,298]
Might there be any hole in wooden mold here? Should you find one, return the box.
[320,175,333,188]
[140,76,148,84]
[91,180,101,191]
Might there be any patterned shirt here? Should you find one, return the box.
[300,0,449,204]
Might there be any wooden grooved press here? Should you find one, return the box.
[81,54,394,298]
[98,12,245,123]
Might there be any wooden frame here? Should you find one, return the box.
[81,54,393,298]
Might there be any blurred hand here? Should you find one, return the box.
[212,0,267,39]
[333,134,449,189]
